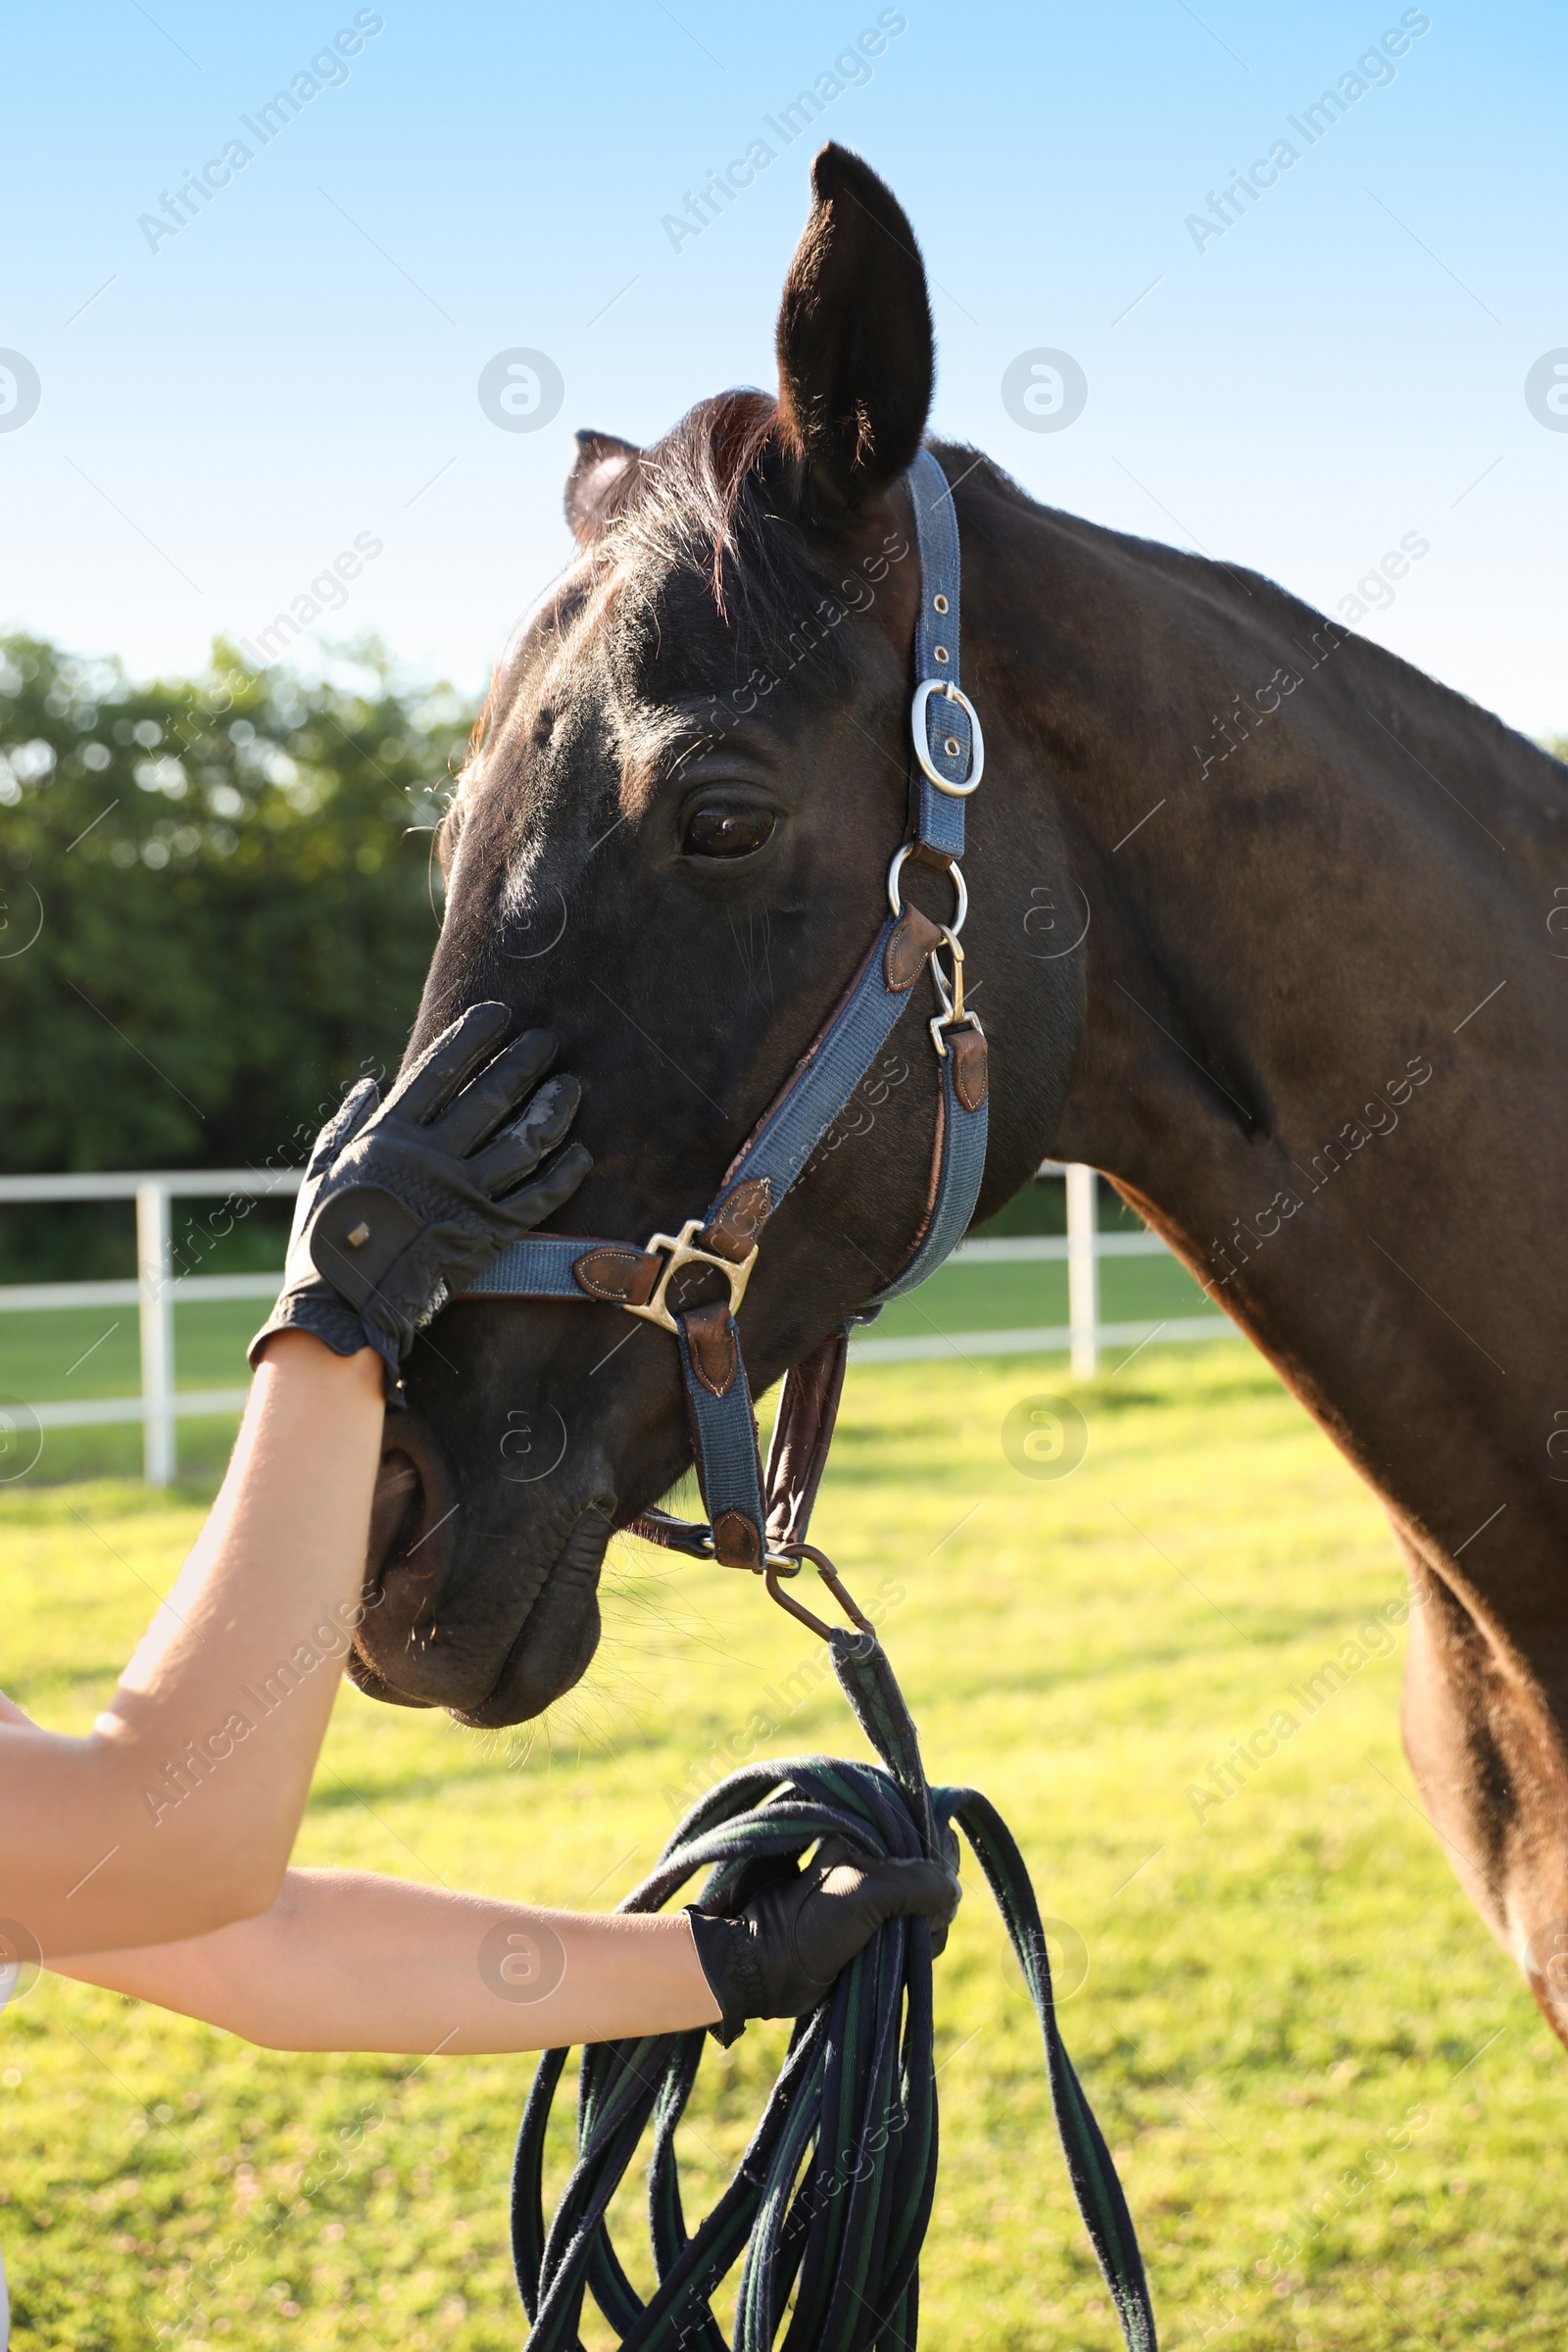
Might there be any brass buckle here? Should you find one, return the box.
[622,1217,759,1338]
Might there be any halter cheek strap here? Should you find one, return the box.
[458,448,989,1571]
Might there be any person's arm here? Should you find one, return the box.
[49,1848,958,2054]
[0,1338,384,1955]
[1,1004,588,1960]
[51,1869,723,2052]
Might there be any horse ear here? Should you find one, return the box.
[774,143,934,510]
[564,430,642,546]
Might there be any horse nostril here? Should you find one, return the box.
[368,1446,424,1577]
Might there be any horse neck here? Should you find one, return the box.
[957,475,1562,1223]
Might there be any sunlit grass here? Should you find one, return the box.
[0,1344,1556,2350]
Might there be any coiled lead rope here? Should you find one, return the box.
[511,1627,1156,2351]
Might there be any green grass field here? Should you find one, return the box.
[1,1344,1559,2351]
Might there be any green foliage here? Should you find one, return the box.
[0,1347,1555,2349]
[0,633,475,1186]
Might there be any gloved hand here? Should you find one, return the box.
[687,1838,960,2045]
[249,1003,591,1401]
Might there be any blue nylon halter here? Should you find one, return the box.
[460,448,988,1570]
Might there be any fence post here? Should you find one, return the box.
[136,1180,175,1486]
[1065,1163,1100,1381]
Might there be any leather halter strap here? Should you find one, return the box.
[457,448,989,1571]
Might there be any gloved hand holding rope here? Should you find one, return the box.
[687,1839,958,2048]
[513,1623,1156,2352]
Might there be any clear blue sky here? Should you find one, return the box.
[2,1,1563,734]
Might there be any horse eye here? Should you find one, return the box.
[682,803,777,858]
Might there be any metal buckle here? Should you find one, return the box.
[663,1522,803,1576]
[622,1216,759,1338]
[910,677,985,798]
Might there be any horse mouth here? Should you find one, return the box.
[351,1412,615,1725]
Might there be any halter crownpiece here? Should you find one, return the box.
[459,450,988,1572]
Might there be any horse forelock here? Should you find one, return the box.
[600,392,774,579]
[585,389,834,665]
[439,387,871,897]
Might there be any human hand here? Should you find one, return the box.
[249,1004,590,1400]
[687,1839,959,2045]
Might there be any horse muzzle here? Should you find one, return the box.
[352,1408,615,1724]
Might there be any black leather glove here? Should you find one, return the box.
[249,1003,590,1400]
[687,1839,959,2046]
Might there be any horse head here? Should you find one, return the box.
[350,144,1075,1722]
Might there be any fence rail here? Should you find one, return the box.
[0,1168,301,1483]
[846,1166,1229,1371]
[1,1162,1229,1484]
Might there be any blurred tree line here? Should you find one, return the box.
[0,634,475,1275]
[6,631,1562,1283]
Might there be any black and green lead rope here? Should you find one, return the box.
[511,1629,1157,2351]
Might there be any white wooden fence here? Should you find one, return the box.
[846,1161,1230,1375]
[0,1162,1229,1486]
[0,1168,301,1486]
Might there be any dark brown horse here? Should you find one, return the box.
[356,143,1568,2037]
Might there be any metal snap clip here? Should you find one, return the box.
[763,1543,876,1640]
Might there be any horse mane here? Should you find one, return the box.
[937,439,1567,788]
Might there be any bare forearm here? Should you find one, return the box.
[2,1337,384,1951]
[53,1869,722,2053]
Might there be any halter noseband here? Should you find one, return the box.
[459,450,988,1573]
